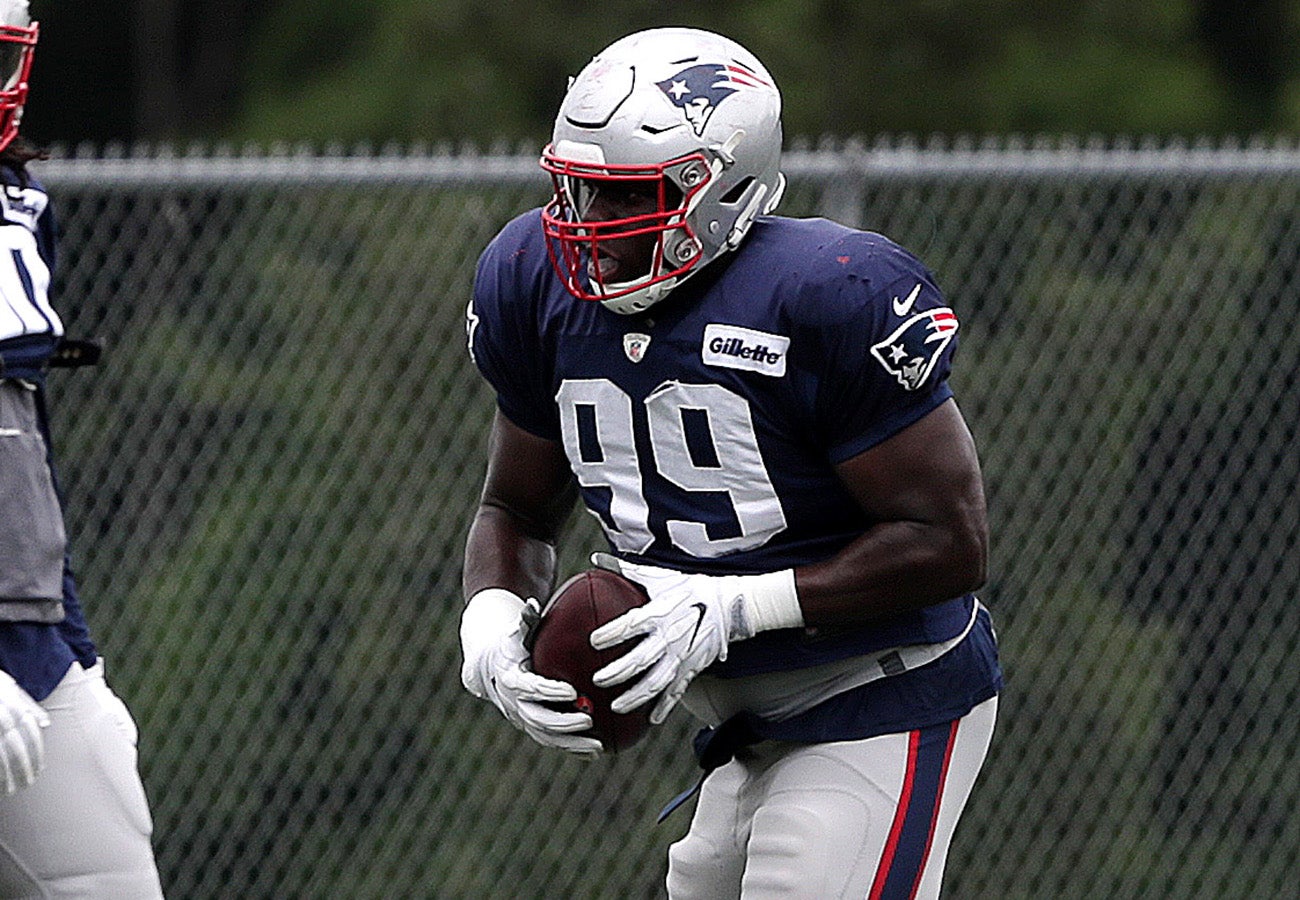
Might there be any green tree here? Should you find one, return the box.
[20,1,1300,147]
[229,0,1300,144]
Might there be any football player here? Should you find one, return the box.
[0,3,164,896]
[460,27,1002,899]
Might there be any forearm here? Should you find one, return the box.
[794,516,986,627]
[461,502,560,603]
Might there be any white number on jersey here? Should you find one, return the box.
[556,378,788,559]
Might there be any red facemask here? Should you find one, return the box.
[540,146,709,303]
[0,18,36,153]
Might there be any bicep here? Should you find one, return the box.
[793,398,987,622]
[479,410,576,541]
[834,398,987,548]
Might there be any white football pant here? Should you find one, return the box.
[667,695,997,900]
[0,660,164,899]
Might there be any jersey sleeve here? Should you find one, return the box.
[466,212,562,440]
[804,234,959,464]
[35,184,58,276]
[0,174,63,376]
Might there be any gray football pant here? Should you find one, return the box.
[0,660,164,899]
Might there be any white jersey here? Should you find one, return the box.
[0,181,62,344]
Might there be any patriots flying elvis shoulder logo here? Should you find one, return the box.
[870,308,959,391]
[656,63,772,136]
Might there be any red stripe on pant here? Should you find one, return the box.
[868,719,961,900]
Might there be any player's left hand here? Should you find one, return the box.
[588,553,800,724]
[0,668,50,795]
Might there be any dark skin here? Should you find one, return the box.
[576,178,681,285]
[462,398,988,627]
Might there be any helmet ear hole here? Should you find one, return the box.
[719,176,755,206]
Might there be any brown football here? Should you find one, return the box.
[529,568,651,753]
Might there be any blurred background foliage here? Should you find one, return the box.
[20,0,1300,895]
[21,0,1300,148]
[44,153,1300,898]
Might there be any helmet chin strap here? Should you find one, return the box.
[599,276,679,315]
[726,182,770,250]
[710,129,746,168]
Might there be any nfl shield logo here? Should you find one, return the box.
[623,333,651,363]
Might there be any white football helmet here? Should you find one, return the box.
[0,0,36,153]
[541,28,785,314]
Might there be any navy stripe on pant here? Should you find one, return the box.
[869,719,960,900]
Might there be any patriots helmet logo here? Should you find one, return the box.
[656,64,772,136]
[870,308,959,391]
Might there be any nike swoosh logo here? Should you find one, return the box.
[686,603,708,651]
[892,283,922,317]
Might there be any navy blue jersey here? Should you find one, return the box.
[0,168,98,700]
[470,209,977,678]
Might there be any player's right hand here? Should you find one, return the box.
[0,668,49,795]
[459,588,603,757]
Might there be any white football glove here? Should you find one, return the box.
[588,553,802,725]
[460,588,603,757]
[0,668,50,795]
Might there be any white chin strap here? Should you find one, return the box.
[599,276,680,315]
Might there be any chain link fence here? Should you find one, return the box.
[35,138,1300,898]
